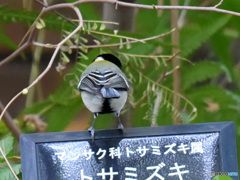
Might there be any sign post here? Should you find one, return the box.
[20,121,239,180]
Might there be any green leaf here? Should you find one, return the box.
[136,0,161,33]
[36,18,45,29]
[79,52,89,60]
[77,4,101,20]
[45,98,84,131]
[0,6,75,31]
[119,38,123,49]
[0,26,17,50]
[181,14,231,57]
[126,39,131,49]
[99,23,105,31]
[0,164,21,180]
[61,52,70,63]
[0,6,35,25]
[188,85,239,124]
[189,85,237,109]
[225,91,240,114]
[91,22,97,30]
[211,32,234,81]
[0,136,14,157]
[182,61,224,90]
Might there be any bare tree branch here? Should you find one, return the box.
[0,102,22,140]
[0,147,19,180]
[32,29,175,49]
[214,0,224,8]
[0,3,83,124]
[0,41,31,68]
[74,0,240,17]
[151,90,162,127]
[171,0,182,125]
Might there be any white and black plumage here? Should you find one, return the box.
[77,54,129,139]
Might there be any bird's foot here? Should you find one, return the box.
[88,126,95,141]
[118,123,126,134]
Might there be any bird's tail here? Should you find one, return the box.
[101,87,120,98]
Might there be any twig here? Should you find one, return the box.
[74,0,240,17]
[26,30,46,107]
[78,20,119,25]
[91,30,145,43]
[131,64,197,118]
[1,0,239,67]
[32,29,174,49]
[178,0,190,29]
[35,0,78,27]
[131,51,184,108]
[0,147,19,180]
[171,0,182,125]
[214,0,224,8]
[151,90,162,126]
[0,42,30,67]
[0,102,22,140]
[0,8,39,68]
[0,3,83,124]
[120,52,181,61]
[42,0,48,6]
[1,0,232,130]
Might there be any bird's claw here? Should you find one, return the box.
[88,126,95,141]
[118,123,126,134]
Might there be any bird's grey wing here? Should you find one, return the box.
[78,74,100,94]
[78,71,129,98]
[100,72,129,98]
[107,73,129,90]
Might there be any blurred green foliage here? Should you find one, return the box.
[0,0,240,179]
[0,136,21,179]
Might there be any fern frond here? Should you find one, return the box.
[181,14,231,57]
[0,6,74,31]
[131,64,197,123]
[182,60,224,90]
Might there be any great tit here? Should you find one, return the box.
[77,54,129,139]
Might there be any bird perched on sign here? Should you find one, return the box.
[78,54,130,139]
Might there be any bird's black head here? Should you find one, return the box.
[94,54,122,69]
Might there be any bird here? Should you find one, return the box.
[77,54,130,140]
